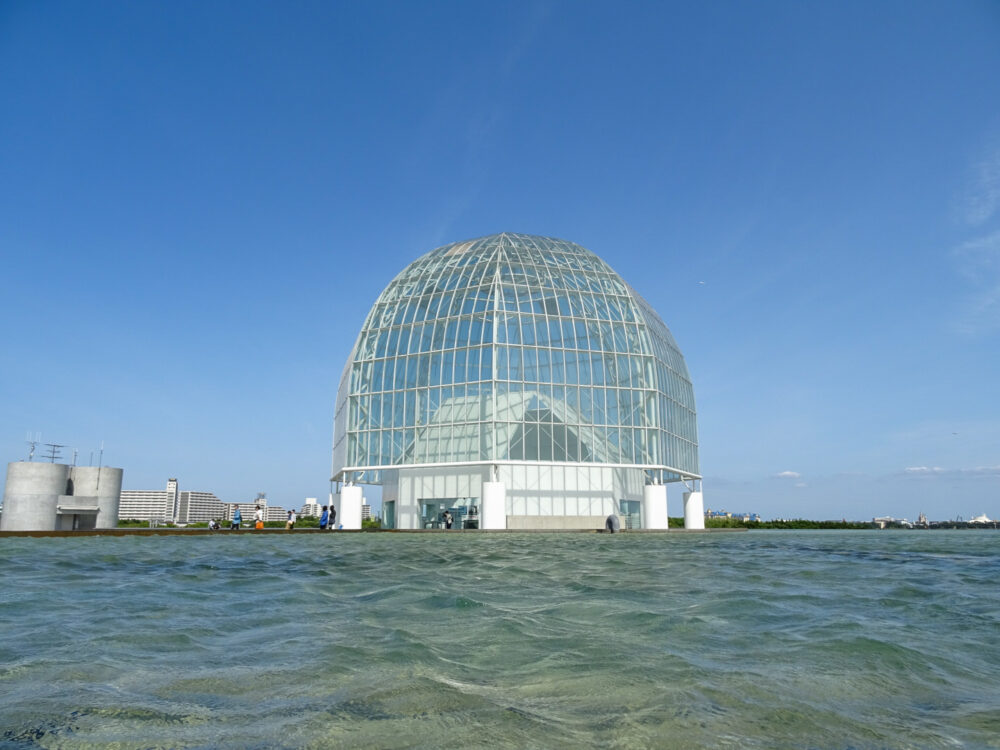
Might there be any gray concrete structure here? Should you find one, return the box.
[1,462,123,531]
[69,466,123,529]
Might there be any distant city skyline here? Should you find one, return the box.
[1,2,998,521]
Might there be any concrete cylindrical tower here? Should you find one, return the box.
[481,481,507,530]
[0,462,70,531]
[642,483,669,530]
[71,466,123,529]
[683,490,705,530]
[339,484,363,530]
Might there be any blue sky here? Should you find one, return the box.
[2,1,999,521]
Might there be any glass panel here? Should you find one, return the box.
[441,350,454,385]
[560,318,574,349]
[548,319,562,346]
[537,348,550,381]
[523,348,538,382]
[444,320,458,348]
[480,347,493,380]
[508,346,522,381]
[521,318,535,345]
[551,349,564,382]
[405,357,418,388]
[564,351,578,384]
[417,354,430,387]
[535,319,549,347]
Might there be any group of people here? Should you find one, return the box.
[219,504,336,531]
[227,504,265,531]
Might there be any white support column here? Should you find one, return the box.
[683,490,705,530]
[481,481,506,530]
[340,484,363,530]
[642,483,669,530]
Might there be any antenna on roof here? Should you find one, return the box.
[26,432,40,462]
[96,441,104,490]
[42,443,65,463]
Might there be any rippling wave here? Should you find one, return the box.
[1,531,998,748]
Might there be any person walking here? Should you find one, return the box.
[329,504,337,530]
[254,505,264,530]
[443,510,453,529]
[319,506,329,530]
[231,505,242,531]
[286,509,296,530]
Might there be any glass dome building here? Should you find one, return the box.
[332,233,703,530]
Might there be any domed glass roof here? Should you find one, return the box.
[332,233,698,482]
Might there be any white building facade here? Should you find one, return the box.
[120,479,227,524]
[300,498,322,517]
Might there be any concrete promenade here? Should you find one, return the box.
[0,527,746,538]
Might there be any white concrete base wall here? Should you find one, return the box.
[374,463,695,531]
[683,491,705,530]
[481,481,506,529]
[498,464,643,518]
[643,483,669,530]
[506,515,617,530]
[339,484,363,530]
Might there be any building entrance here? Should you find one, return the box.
[419,498,478,529]
[619,500,640,530]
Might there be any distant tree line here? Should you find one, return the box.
[667,517,873,530]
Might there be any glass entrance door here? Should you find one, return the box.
[421,501,449,529]
[619,500,641,530]
[419,498,475,529]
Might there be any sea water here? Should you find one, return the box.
[1,531,998,749]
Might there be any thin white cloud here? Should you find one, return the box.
[775,470,801,479]
[965,465,1000,476]
[962,140,1000,226]
[794,482,807,488]
[904,465,1000,477]
[953,229,1000,335]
